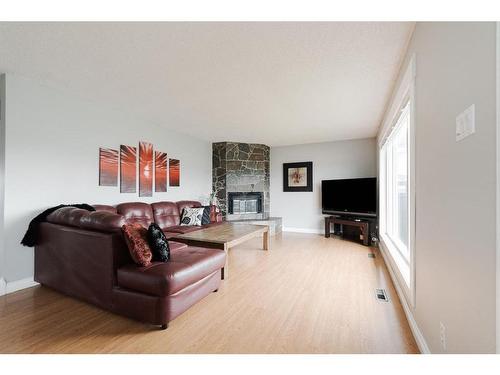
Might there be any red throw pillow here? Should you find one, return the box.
[122,223,153,266]
[209,205,217,222]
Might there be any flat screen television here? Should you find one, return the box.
[321,178,377,217]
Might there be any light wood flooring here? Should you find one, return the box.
[0,232,418,353]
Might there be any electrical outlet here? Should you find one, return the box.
[439,322,447,351]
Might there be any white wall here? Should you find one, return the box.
[2,73,212,284]
[379,22,497,353]
[0,75,6,292]
[270,138,377,232]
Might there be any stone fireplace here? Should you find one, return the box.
[212,142,270,221]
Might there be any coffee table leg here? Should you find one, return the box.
[221,244,228,280]
[263,228,270,251]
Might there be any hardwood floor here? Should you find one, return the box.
[0,232,418,354]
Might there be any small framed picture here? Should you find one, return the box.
[283,162,313,192]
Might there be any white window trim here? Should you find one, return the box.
[495,21,500,354]
[378,54,416,308]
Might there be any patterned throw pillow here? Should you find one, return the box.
[147,223,170,262]
[180,207,205,226]
[121,223,153,266]
[201,206,211,225]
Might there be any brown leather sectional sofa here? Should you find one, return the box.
[34,200,225,329]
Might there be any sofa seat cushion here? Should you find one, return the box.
[116,245,225,297]
[164,225,202,234]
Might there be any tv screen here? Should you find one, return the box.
[322,178,377,217]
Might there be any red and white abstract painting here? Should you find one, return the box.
[169,158,180,187]
[120,145,137,193]
[155,151,168,192]
[139,141,153,197]
[99,148,118,186]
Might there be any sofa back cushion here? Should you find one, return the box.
[116,202,154,228]
[81,211,127,232]
[47,207,89,228]
[176,201,202,217]
[46,207,125,233]
[93,204,117,214]
[151,201,180,230]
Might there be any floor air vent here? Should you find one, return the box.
[375,288,389,302]
[368,253,376,258]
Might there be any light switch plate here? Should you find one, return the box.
[456,104,475,141]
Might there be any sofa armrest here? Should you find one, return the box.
[34,222,131,309]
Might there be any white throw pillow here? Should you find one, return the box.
[180,207,205,226]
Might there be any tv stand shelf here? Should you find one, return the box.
[324,216,369,246]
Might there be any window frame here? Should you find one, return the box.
[383,102,410,260]
[378,55,416,307]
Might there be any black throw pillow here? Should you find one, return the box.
[147,223,170,262]
[201,206,211,225]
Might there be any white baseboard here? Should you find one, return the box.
[283,227,323,234]
[378,246,431,354]
[0,277,6,296]
[4,276,39,295]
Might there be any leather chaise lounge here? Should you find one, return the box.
[34,200,225,329]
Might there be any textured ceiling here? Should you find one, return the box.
[0,22,414,146]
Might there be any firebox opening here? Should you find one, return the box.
[228,192,263,215]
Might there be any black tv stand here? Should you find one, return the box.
[324,215,370,246]
[337,216,367,222]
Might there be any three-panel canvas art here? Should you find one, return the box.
[98,142,180,196]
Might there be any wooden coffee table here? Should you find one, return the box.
[172,222,269,279]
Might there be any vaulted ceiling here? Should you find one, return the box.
[0,22,414,146]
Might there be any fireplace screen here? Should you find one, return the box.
[228,192,263,214]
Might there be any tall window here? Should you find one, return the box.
[380,101,411,286]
